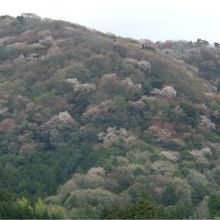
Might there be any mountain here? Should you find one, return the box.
[0,14,220,219]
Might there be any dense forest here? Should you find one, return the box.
[0,13,220,218]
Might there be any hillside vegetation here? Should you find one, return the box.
[0,14,220,218]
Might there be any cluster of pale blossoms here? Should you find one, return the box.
[120,77,142,90]
[44,111,76,129]
[87,167,105,177]
[190,147,212,159]
[66,78,96,92]
[100,73,143,91]
[98,127,136,147]
[199,115,216,129]
[83,100,114,118]
[123,58,152,73]
[151,86,177,98]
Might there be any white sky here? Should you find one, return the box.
[1,0,220,43]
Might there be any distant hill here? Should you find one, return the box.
[0,14,220,219]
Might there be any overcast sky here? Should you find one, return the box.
[1,0,219,43]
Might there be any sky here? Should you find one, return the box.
[1,0,219,43]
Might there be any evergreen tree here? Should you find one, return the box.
[162,185,177,206]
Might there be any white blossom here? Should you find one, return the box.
[44,111,76,130]
[123,58,138,65]
[151,86,176,98]
[199,115,216,129]
[66,78,96,92]
[83,100,114,118]
[87,167,105,177]
[99,127,136,147]
[121,78,142,90]
[190,147,212,159]
[137,60,151,72]
[123,58,151,72]
[160,151,179,161]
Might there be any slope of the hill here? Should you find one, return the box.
[157,39,220,86]
[0,14,220,218]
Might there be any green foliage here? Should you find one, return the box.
[16,197,66,219]
[47,205,67,219]
[179,103,199,127]
[126,194,156,219]
[34,199,47,218]
[207,100,219,111]
[0,189,66,219]
[208,194,220,218]
[142,131,154,144]
[17,197,34,218]
[180,149,193,160]
[0,189,18,219]
[192,184,208,205]
[157,202,193,219]
[150,154,160,162]
[100,194,156,219]
[32,92,56,104]
[162,185,177,206]
[100,206,125,219]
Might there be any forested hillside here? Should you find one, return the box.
[157,39,220,84]
[0,14,220,218]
